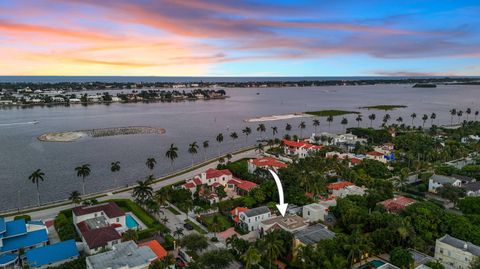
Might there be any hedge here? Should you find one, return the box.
[54,209,79,241]
[14,215,31,221]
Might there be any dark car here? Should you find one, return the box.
[183,223,194,230]
[176,258,186,268]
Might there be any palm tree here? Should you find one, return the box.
[457,110,463,123]
[475,111,479,121]
[410,113,417,126]
[261,232,283,269]
[122,229,138,242]
[154,188,170,208]
[146,158,156,171]
[298,121,306,138]
[242,126,252,145]
[271,126,278,140]
[285,123,292,134]
[75,164,91,195]
[313,119,320,134]
[430,112,436,125]
[355,115,362,127]
[69,191,82,205]
[396,117,403,124]
[422,114,428,127]
[230,132,238,150]
[188,142,199,166]
[202,140,209,161]
[110,161,120,187]
[341,117,348,131]
[173,227,184,241]
[241,246,262,269]
[383,114,391,126]
[256,143,264,153]
[132,180,153,204]
[29,169,45,206]
[466,108,472,121]
[368,113,376,127]
[327,115,334,130]
[344,230,371,268]
[256,124,266,140]
[216,133,224,156]
[165,144,178,171]
[450,109,457,125]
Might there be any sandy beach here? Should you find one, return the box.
[38,126,166,142]
[246,113,312,122]
[38,132,87,142]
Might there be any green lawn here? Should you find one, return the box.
[185,219,208,234]
[198,214,233,232]
[359,105,407,110]
[167,206,181,215]
[305,110,360,117]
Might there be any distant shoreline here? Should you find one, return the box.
[38,126,166,142]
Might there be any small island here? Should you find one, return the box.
[359,105,407,111]
[305,110,359,117]
[413,83,437,88]
[38,126,166,142]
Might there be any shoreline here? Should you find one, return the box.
[245,113,312,122]
[38,126,166,142]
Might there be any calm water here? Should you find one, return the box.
[0,84,479,211]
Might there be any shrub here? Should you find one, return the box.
[54,210,79,241]
[14,215,31,221]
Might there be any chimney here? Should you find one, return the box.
[464,243,468,250]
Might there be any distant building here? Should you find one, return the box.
[445,157,475,169]
[464,181,480,196]
[259,215,309,234]
[282,140,323,158]
[327,181,366,198]
[435,234,480,269]
[238,206,271,232]
[247,157,287,173]
[378,195,416,213]
[86,241,157,269]
[293,224,335,247]
[366,151,388,163]
[428,174,462,193]
[303,199,337,223]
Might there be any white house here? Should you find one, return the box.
[366,151,387,163]
[435,234,480,269]
[327,181,366,198]
[302,199,337,223]
[428,174,462,193]
[282,139,323,158]
[86,241,157,269]
[238,206,271,232]
[464,182,480,196]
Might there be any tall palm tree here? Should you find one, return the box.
[450,108,457,125]
[271,126,278,140]
[256,143,264,153]
[261,232,283,269]
[242,126,252,145]
[216,133,224,156]
[355,115,362,127]
[422,114,428,127]
[312,119,320,134]
[257,124,266,140]
[173,227,184,241]
[75,164,91,195]
[344,230,371,268]
[457,110,463,123]
[230,132,238,150]
[29,169,45,206]
[430,112,436,126]
[285,123,292,134]
[202,140,209,161]
[165,144,178,171]
[410,113,417,126]
[475,111,479,121]
[383,114,391,126]
[154,188,170,208]
[132,180,153,204]
[241,246,262,269]
[146,157,156,171]
[341,117,348,132]
[466,107,472,121]
[188,142,199,166]
[298,121,306,138]
[396,117,403,124]
[110,161,120,187]
[327,116,334,130]
[368,113,376,127]
[69,190,82,205]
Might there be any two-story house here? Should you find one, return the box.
[435,234,480,269]
[238,206,271,232]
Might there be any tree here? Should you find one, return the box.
[410,113,417,126]
[29,169,45,206]
[327,115,334,130]
[466,107,472,121]
[216,133,224,156]
[154,187,170,207]
[430,112,437,126]
[383,114,391,125]
[341,117,348,131]
[230,131,238,150]
[110,161,121,187]
[75,164,91,195]
[368,113,376,127]
[173,227,184,241]
[271,126,278,139]
[469,256,480,269]
[146,157,156,171]
[450,109,457,125]
[240,246,261,269]
[285,123,292,133]
[344,229,372,267]
[188,142,199,166]
[149,255,175,269]
[437,184,466,206]
[133,180,153,204]
[260,231,284,269]
[195,249,234,269]
[298,121,306,138]
[122,229,138,242]
[313,119,320,133]
[475,111,479,121]
[458,110,463,123]
[422,114,428,127]
[165,143,178,170]
[257,123,266,135]
[390,247,414,269]
[202,140,209,161]
[355,115,362,127]
[180,234,209,253]
[242,127,252,145]
[69,191,82,205]
[425,261,444,269]
[256,143,264,153]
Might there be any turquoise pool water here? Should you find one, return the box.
[126,214,139,229]
[358,260,385,269]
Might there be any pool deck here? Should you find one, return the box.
[125,212,147,230]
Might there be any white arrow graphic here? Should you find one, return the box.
[268,169,288,217]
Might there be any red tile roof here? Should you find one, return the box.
[72,202,125,218]
[379,196,416,213]
[282,140,323,150]
[327,181,354,190]
[249,157,287,169]
[82,226,121,249]
[205,168,232,179]
[230,207,248,223]
[183,182,196,189]
[193,177,203,185]
[350,158,362,165]
[228,178,257,192]
[367,151,384,157]
[140,240,168,260]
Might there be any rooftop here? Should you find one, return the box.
[430,174,460,185]
[72,202,125,218]
[3,219,27,238]
[283,139,323,150]
[0,229,48,253]
[0,218,5,234]
[228,178,258,191]
[139,240,167,260]
[82,226,121,250]
[438,234,480,256]
[464,181,480,192]
[379,195,416,213]
[249,157,287,168]
[294,224,335,245]
[367,151,384,157]
[243,206,270,218]
[205,168,232,179]
[261,215,308,231]
[327,181,354,190]
[86,241,156,269]
[26,239,79,268]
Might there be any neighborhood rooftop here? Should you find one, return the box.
[86,241,156,269]
[72,202,125,218]
[438,234,480,256]
[244,206,270,217]
[294,224,336,245]
[25,239,79,268]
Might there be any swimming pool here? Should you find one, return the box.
[358,260,385,269]
[126,214,139,229]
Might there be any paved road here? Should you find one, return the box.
[7,148,260,221]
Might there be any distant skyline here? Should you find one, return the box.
[1,1,479,76]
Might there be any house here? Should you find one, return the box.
[231,207,248,223]
[462,135,480,144]
[282,140,323,158]
[366,151,388,163]
[259,215,308,234]
[410,249,436,269]
[138,240,168,261]
[86,241,157,269]
[247,157,287,173]
[0,218,49,256]
[428,174,462,193]
[226,178,258,196]
[25,239,79,268]
[464,181,480,196]
[303,199,337,223]
[327,181,366,198]
[445,157,475,169]
[310,132,366,150]
[325,151,364,167]
[72,203,126,254]
[379,195,416,213]
[435,234,480,269]
[238,206,271,232]
[293,224,335,248]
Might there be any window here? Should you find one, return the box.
[307,211,310,216]
[116,218,119,222]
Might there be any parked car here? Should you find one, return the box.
[183,223,194,230]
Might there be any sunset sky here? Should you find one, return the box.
[1,0,479,76]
